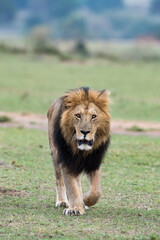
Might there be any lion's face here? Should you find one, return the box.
[73,103,100,151]
[60,88,110,153]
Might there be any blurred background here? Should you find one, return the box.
[0,0,160,39]
[0,0,160,122]
[1,0,160,57]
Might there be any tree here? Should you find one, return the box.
[150,0,160,14]
[26,0,80,21]
[86,0,123,12]
[14,0,28,9]
[0,0,16,23]
[60,15,87,39]
[48,0,80,19]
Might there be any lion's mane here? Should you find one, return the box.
[53,87,110,176]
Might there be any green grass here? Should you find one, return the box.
[0,127,160,240]
[0,53,160,121]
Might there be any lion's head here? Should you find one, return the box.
[60,87,110,153]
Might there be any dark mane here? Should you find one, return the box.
[53,105,110,176]
[81,87,89,98]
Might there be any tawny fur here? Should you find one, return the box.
[61,88,110,153]
[47,87,111,216]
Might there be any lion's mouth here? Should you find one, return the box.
[78,139,93,147]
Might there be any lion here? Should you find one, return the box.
[47,87,111,216]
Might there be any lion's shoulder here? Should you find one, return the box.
[47,97,64,120]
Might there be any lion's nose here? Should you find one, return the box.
[80,130,90,136]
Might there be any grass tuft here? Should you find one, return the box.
[126,125,145,132]
[0,115,12,123]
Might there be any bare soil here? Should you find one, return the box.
[0,187,30,198]
[0,111,160,137]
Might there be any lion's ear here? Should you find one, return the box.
[106,90,111,96]
[96,90,111,107]
[98,90,111,98]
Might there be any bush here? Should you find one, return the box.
[73,41,89,56]
[0,43,27,54]
[0,116,11,123]
[29,26,61,55]
[60,16,87,39]
[29,26,50,52]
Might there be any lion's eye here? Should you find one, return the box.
[75,113,81,119]
[92,114,97,119]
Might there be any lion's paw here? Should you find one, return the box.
[56,201,69,208]
[63,207,85,216]
[83,190,101,207]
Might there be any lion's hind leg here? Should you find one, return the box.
[51,151,69,208]
[55,173,69,208]
[55,167,69,208]
[83,169,102,207]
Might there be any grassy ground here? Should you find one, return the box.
[0,53,160,121]
[0,127,159,240]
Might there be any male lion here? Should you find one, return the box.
[47,87,110,216]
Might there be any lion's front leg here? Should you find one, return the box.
[62,170,85,216]
[83,169,102,207]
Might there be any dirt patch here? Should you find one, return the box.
[0,187,30,198]
[0,111,47,131]
[111,119,160,137]
[0,161,13,169]
[0,160,24,169]
[0,111,160,137]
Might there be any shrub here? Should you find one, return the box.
[0,116,11,123]
[73,40,89,56]
[29,26,62,56]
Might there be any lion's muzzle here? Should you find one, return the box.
[77,139,93,151]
